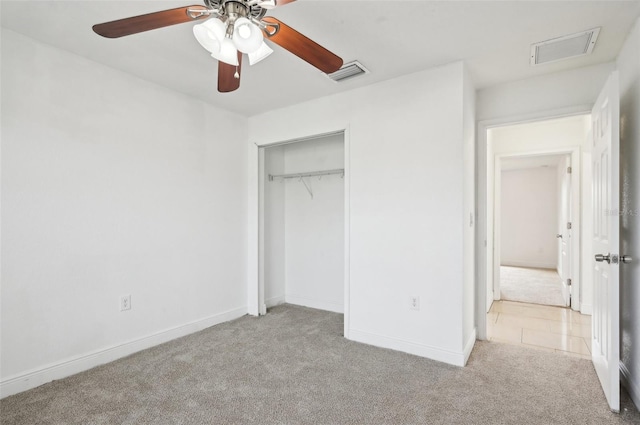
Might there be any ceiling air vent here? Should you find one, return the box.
[530,27,600,66]
[326,61,369,82]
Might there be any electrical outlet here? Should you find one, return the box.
[410,296,420,311]
[120,295,131,311]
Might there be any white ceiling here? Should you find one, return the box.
[501,154,566,171]
[2,1,639,117]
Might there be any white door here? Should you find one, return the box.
[559,156,572,307]
[591,71,620,412]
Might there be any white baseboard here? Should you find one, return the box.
[620,361,640,410]
[463,329,477,365]
[348,328,467,367]
[0,306,247,399]
[581,303,593,315]
[285,294,343,314]
[265,295,285,308]
[501,261,556,269]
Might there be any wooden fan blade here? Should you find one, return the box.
[93,5,209,38]
[276,0,298,6]
[218,52,243,93]
[261,17,343,74]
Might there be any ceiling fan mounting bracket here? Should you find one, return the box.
[205,0,267,21]
[224,1,249,19]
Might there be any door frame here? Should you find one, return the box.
[248,128,351,338]
[559,154,573,307]
[476,105,592,340]
[492,148,579,309]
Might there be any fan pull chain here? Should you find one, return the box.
[234,66,239,79]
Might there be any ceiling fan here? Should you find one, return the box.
[92,0,344,93]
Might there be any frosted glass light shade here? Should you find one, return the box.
[193,18,226,53]
[248,41,273,66]
[232,17,263,54]
[211,38,239,66]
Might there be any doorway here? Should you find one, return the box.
[482,115,593,356]
[498,153,571,308]
[476,112,593,343]
[477,72,623,411]
[258,132,347,317]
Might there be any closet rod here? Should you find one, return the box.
[268,168,344,181]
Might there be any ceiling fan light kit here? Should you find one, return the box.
[192,18,225,52]
[92,0,344,93]
[248,42,274,65]
[214,37,241,66]
[232,17,264,53]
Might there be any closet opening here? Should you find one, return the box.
[257,131,347,326]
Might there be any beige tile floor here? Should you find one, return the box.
[487,300,592,359]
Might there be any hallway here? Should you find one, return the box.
[487,300,591,359]
[500,266,566,307]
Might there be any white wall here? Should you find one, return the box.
[490,116,591,154]
[249,61,476,366]
[477,62,615,122]
[263,146,286,307]
[617,16,640,410]
[500,167,558,269]
[0,30,248,397]
[283,136,344,312]
[462,67,476,354]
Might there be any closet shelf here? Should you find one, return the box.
[268,168,344,181]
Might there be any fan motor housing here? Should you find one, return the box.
[205,0,266,20]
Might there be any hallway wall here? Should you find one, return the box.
[501,166,558,269]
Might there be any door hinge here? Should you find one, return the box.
[567,222,572,230]
[567,166,572,174]
[568,280,572,308]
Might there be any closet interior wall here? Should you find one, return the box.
[263,134,345,313]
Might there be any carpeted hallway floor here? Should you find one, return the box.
[2,304,639,424]
[500,266,566,307]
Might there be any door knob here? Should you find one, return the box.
[595,254,611,263]
[556,234,563,239]
[621,255,633,264]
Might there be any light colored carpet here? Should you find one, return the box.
[2,304,638,424]
[500,265,566,307]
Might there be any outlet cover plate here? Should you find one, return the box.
[120,295,131,311]
[410,296,420,311]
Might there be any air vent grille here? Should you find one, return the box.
[531,28,600,66]
[326,61,369,82]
